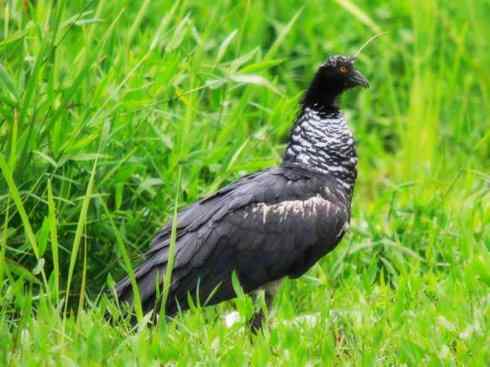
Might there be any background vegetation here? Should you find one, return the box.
[0,0,489,365]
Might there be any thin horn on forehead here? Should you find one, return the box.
[352,32,386,59]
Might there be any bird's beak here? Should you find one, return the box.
[349,69,369,88]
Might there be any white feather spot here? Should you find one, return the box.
[253,196,328,224]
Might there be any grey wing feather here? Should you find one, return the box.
[114,167,349,316]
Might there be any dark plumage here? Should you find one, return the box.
[115,55,369,326]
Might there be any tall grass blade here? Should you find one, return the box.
[0,153,48,290]
[63,159,97,318]
[47,180,60,303]
[160,168,182,317]
[0,63,18,102]
[265,8,303,60]
[333,0,382,33]
[100,201,144,323]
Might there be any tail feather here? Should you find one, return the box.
[113,231,205,321]
[115,260,162,313]
[114,259,193,318]
[115,242,171,303]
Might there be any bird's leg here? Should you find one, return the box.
[249,280,281,333]
[249,290,274,332]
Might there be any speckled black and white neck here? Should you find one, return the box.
[283,104,358,198]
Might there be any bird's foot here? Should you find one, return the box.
[249,310,266,334]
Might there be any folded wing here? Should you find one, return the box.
[115,167,348,315]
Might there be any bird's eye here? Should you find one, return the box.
[339,65,349,74]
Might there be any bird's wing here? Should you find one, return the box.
[144,169,267,255]
[115,167,348,315]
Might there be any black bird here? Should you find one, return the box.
[115,55,369,328]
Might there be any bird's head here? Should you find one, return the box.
[303,55,369,110]
[320,55,369,90]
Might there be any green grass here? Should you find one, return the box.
[1,0,489,365]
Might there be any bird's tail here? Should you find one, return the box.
[114,259,165,318]
[109,249,191,325]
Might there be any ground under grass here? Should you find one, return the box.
[0,0,489,365]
